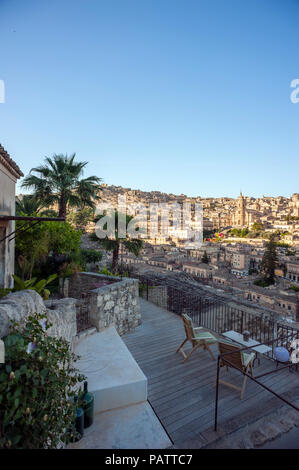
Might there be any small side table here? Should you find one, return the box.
[222,330,272,367]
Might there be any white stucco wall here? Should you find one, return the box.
[0,160,17,288]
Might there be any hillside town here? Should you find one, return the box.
[65,185,299,327]
[99,184,299,240]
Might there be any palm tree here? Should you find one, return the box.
[95,212,143,273]
[21,154,102,218]
[16,195,44,216]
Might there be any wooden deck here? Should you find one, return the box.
[123,299,299,447]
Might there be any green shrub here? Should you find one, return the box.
[46,222,81,254]
[253,279,271,287]
[67,208,94,231]
[289,285,299,292]
[0,274,58,300]
[15,220,82,280]
[98,266,114,276]
[80,249,103,265]
[0,313,85,448]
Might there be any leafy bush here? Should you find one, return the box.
[227,227,249,238]
[0,313,85,448]
[46,222,82,255]
[289,285,299,292]
[253,279,271,287]
[251,222,263,231]
[0,274,58,300]
[275,241,291,248]
[15,219,50,280]
[59,261,82,279]
[98,266,114,276]
[15,221,82,280]
[80,249,103,265]
[67,207,95,231]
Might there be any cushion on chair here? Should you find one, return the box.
[193,330,217,344]
[241,352,255,367]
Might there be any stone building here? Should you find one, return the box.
[291,193,299,217]
[286,260,299,283]
[231,192,262,228]
[231,251,250,276]
[0,144,23,288]
[231,192,246,226]
[182,261,213,279]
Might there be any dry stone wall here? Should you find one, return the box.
[68,273,141,336]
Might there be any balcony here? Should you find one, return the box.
[122,295,299,448]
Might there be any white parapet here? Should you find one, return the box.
[75,326,147,413]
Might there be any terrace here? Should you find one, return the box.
[41,271,299,449]
[123,298,299,448]
[69,272,299,449]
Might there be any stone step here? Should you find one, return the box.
[67,401,172,449]
[75,326,147,413]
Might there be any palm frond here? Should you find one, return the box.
[21,154,102,215]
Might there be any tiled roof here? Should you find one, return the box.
[0,144,24,178]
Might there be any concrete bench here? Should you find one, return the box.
[75,326,147,413]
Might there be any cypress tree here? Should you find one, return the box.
[201,251,209,264]
[260,234,277,284]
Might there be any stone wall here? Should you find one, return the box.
[67,272,118,299]
[68,273,141,336]
[45,298,78,344]
[0,273,141,342]
[0,290,77,345]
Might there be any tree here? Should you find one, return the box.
[240,227,249,237]
[21,154,102,218]
[201,251,209,264]
[15,219,50,280]
[251,222,263,232]
[16,195,44,216]
[260,234,277,284]
[16,195,58,217]
[67,207,94,231]
[15,220,81,279]
[94,212,143,273]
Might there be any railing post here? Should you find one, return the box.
[214,355,220,432]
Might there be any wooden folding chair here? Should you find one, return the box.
[217,341,255,399]
[176,313,218,363]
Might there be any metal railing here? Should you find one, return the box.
[131,271,299,432]
[214,341,299,431]
[76,292,94,333]
[134,273,299,361]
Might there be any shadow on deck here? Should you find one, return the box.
[123,298,299,448]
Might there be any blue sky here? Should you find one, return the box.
[0,0,298,198]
